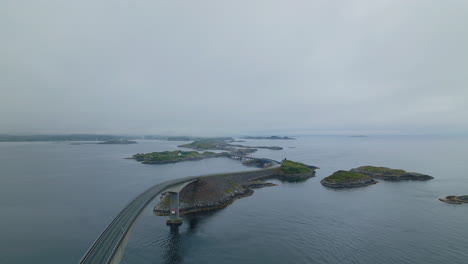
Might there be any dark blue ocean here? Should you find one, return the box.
[1,135,467,263]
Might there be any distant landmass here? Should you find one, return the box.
[0,134,235,143]
[241,136,294,140]
[97,140,137,145]
[0,134,137,142]
[179,138,283,151]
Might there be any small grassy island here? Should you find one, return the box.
[350,166,434,180]
[439,195,468,204]
[154,159,318,215]
[280,160,312,174]
[131,150,226,164]
[320,170,378,188]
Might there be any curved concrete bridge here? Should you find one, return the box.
[80,176,198,264]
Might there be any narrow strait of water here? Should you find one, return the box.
[0,136,467,264]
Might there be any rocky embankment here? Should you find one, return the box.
[439,195,468,204]
[350,166,434,180]
[154,161,316,215]
[320,170,378,188]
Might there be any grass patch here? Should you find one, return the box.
[178,139,227,150]
[280,160,311,174]
[326,170,369,182]
[355,166,406,176]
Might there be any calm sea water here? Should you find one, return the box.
[0,136,467,264]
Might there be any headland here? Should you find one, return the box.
[154,160,317,215]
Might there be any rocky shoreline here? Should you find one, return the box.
[439,195,468,204]
[320,178,378,188]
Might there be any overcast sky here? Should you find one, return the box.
[2,0,468,136]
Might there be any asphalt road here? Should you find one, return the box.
[80,176,197,264]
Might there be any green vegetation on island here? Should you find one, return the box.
[350,166,434,180]
[325,170,369,182]
[178,139,226,150]
[320,170,377,188]
[131,150,224,164]
[279,160,312,174]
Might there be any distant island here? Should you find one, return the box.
[241,136,294,140]
[130,150,225,164]
[320,170,378,188]
[154,160,317,215]
[130,148,280,168]
[439,195,468,204]
[350,166,434,180]
[166,136,192,141]
[0,134,137,142]
[97,140,137,144]
[320,166,433,188]
[178,138,283,151]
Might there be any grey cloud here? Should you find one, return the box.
[1,0,467,135]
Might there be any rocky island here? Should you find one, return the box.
[320,170,378,188]
[350,166,434,180]
[439,195,468,204]
[154,160,317,215]
[130,150,227,164]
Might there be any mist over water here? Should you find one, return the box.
[0,136,467,263]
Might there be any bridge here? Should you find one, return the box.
[80,176,198,264]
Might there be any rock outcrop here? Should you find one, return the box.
[439,195,468,204]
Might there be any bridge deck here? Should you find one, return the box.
[80,176,197,264]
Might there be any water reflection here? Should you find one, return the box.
[163,225,182,264]
[159,212,219,264]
